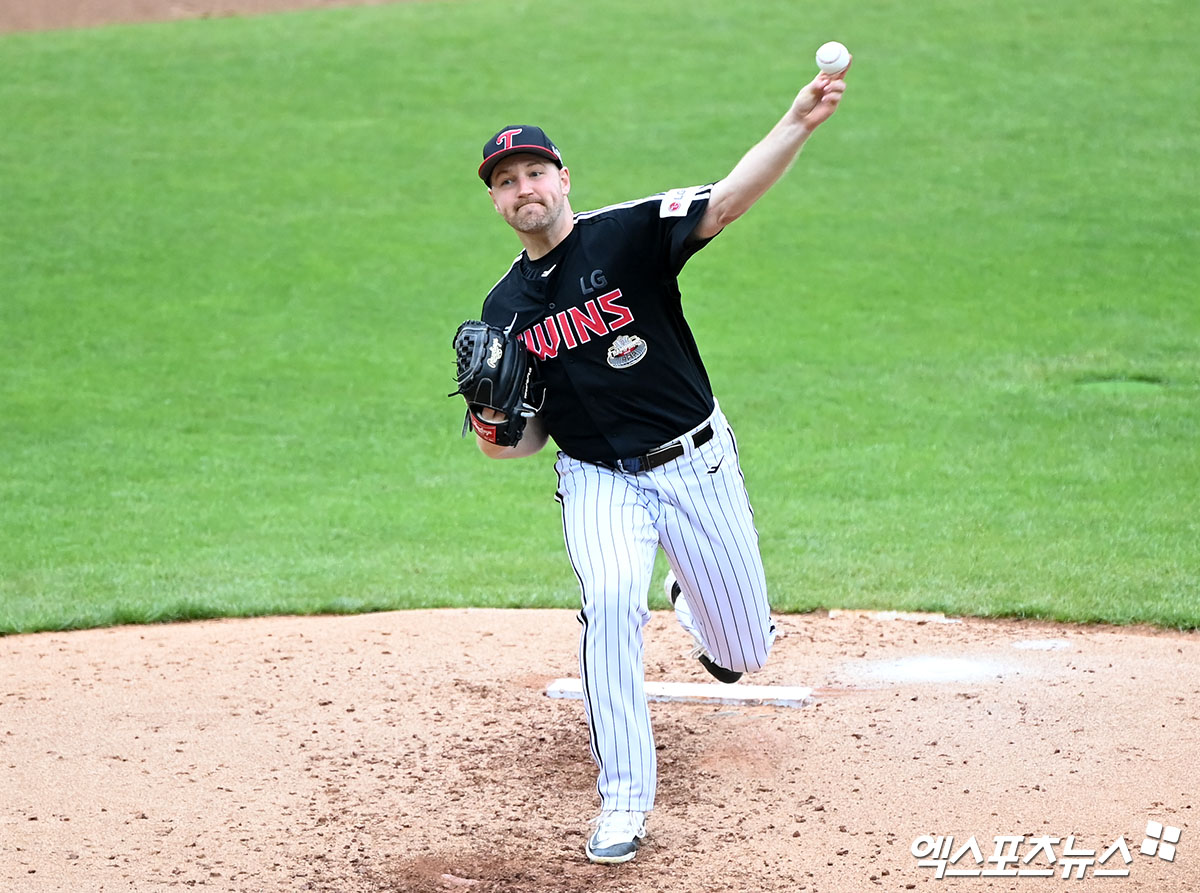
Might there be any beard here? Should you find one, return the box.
[506,194,563,234]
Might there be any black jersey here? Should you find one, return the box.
[480,185,719,463]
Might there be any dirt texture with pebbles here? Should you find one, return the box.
[3,608,1198,891]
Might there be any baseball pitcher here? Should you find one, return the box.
[451,61,850,864]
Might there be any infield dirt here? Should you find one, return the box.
[3,608,1198,891]
[0,0,394,33]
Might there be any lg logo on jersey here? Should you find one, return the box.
[520,288,635,360]
[579,268,607,295]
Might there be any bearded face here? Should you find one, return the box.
[489,156,571,238]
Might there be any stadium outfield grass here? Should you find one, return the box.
[1,0,1197,634]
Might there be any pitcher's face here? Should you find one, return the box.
[489,154,571,235]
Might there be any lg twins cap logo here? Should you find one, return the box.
[493,127,560,161]
[495,128,523,149]
[606,334,648,369]
[487,337,503,368]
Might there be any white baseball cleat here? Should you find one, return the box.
[664,570,743,684]
[585,810,647,864]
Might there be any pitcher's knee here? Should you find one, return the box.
[579,590,651,631]
[729,651,768,675]
[728,626,775,674]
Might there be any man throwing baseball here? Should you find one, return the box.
[454,62,849,864]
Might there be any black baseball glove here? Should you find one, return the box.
[449,320,543,446]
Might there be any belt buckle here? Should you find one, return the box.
[618,456,644,474]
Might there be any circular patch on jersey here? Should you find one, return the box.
[606,334,648,369]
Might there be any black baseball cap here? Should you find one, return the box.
[479,125,563,185]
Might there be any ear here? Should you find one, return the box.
[559,166,571,195]
[488,187,500,214]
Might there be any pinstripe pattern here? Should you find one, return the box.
[554,401,773,812]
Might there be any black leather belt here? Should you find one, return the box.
[601,423,714,474]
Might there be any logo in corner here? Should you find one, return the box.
[606,334,648,369]
[487,337,503,368]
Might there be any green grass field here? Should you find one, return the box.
[2,0,1197,634]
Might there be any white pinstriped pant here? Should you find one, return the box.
[554,401,775,812]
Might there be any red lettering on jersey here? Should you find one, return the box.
[522,317,562,359]
[519,292,634,360]
[555,311,579,349]
[567,301,608,343]
[495,128,523,150]
[597,289,634,329]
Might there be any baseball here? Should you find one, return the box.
[815,40,851,75]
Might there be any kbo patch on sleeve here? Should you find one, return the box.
[659,186,698,218]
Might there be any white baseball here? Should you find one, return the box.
[815,40,851,75]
